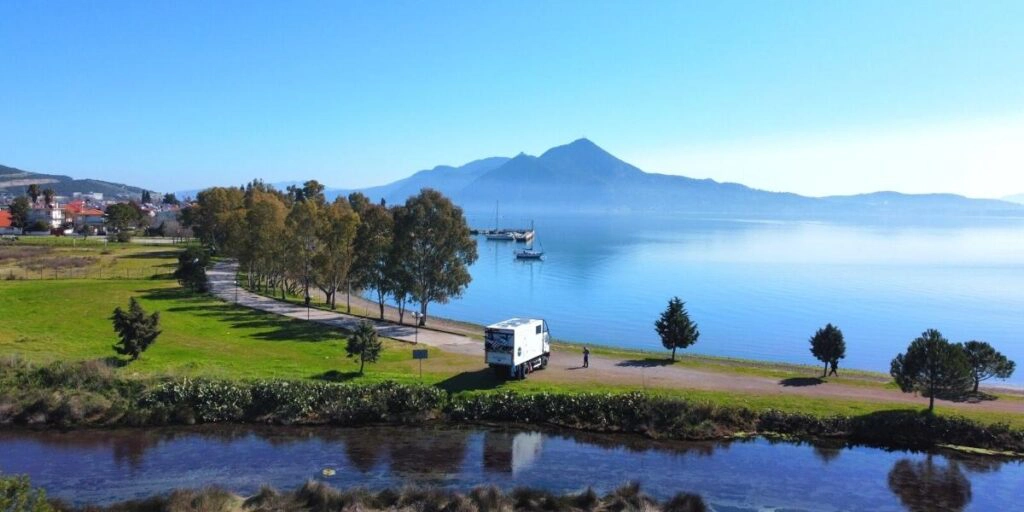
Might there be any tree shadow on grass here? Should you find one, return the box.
[934,390,999,403]
[617,358,674,368]
[121,250,181,260]
[312,370,361,382]
[99,356,129,368]
[436,368,504,393]
[779,377,825,387]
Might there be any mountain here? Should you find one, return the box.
[0,164,147,199]
[1003,193,1024,205]
[351,138,1023,217]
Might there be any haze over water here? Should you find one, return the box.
[425,214,1024,385]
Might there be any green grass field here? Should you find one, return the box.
[2,269,1022,428]
[0,237,181,280]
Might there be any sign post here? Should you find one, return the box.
[412,349,428,380]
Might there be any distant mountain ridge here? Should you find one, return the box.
[1003,193,1024,205]
[0,164,146,199]
[340,139,1022,217]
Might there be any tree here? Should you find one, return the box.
[313,198,359,309]
[141,190,152,204]
[890,329,972,412]
[8,197,30,231]
[286,198,323,303]
[0,474,55,512]
[162,192,180,205]
[809,323,846,377]
[174,246,210,292]
[187,187,245,251]
[960,341,1015,393]
[346,320,383,374]
[887,457,971,512]
[26,184,40,205]
[111,297,161,361]
[391,189,477,326]
[105,202,144,231]
[653,296,700,361]
[42,188,55,206]
[350,201,394,317]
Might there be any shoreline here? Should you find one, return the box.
[290,284,1024,395]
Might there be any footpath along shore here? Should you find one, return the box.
[209,260,1024,414]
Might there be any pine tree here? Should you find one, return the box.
[654,297,700,361]
[810,323,846,377]
[346,320,383,375]
[890,329,971,412]
[111,298,161,361]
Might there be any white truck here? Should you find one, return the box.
[485,318,551,379]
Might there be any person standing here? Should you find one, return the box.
[582,346,590,368]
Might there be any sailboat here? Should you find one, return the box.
[485,201,515,241]
[515,241,544,260]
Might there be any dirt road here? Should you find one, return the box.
[210,261,1023,414]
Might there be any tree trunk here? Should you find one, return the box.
[823,362,828,378]
[346,282,352,313]
[359,355,365,375]
[671,346,677,362]
[973,379,979,393]
[419,302,428,326]
[928,392,935,413]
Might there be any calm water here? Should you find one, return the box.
[0,426,1020,511]
[422,214,1024,384]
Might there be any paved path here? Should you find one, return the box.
[209,261,1022,414]
[208,261,479,354]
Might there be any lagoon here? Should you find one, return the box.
[1,426,1019,511]
[425,214,1024,384]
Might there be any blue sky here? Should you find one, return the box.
[2,1,1023,197]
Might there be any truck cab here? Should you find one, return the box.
[484,318,550,379]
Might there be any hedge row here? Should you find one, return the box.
[2,360,1022,453]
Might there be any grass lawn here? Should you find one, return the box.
[2,276,1022,429]
[0,238,181,280]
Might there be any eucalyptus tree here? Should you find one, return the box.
[350,199,394,317]
[392,189,477,326]
[313,198,360,309]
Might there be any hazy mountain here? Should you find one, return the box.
[1003,193,1024,205]
[324,157,510,203]
[352,138,1022,217]
[0,164,147,199]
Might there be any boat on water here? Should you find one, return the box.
[486,201,516,241]
[515,242,544,260]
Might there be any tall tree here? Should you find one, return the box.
[241,189,289,296]
[187,187,245,251]
[141,190,152,204]
[392,189,477,326]
[26,184,40,205]
[313,198,360,309]
[111,297,161,361]
[890,329,972,412]
[346,320,383,375]
[960,341,1015,393]
[654,296,700,361]
[42,188,56,206]
[809,323,847,377]
[350,202,394,317]
[8,197,30,231]
[286,198,322,303]
[162,192,180,205]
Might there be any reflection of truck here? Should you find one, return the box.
[485,318,550,379]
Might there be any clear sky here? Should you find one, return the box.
[2,1,1023,197]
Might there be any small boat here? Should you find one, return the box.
[515,242,544,260]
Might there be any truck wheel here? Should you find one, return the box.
[518,364,527,380]
[540,356,549,369]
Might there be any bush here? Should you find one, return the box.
[0,474,54,512]
[107,231,132,243]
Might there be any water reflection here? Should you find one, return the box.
[1,426,1020,511]
[888,456,971,512]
